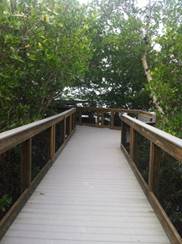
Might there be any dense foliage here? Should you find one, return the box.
[0,0,181,137]
[0,0,91,131]
[69,0,151,109]
[149,0,182,137]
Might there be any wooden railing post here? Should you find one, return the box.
[149,142,160,192]
[96,112,99,127]
[129,127,135,159]
[79,111,82,125]
[111,111,114,129]
[69,114,72,134]
[74,112,76,128]
[64,116,66,140]
[101,112,104,127]
[121,122,124,147]
[50,125,55,160]
[21,139,32,192]
[73,113,75,129]
[97,112,103,127]
[72,114,74,130]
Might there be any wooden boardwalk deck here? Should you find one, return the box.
[1,126,170,244]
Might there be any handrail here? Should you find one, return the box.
[1,106,181,243]
[0,108,76,240]
[76,107,156,129]
[0,108,75,154]
[76,106,155,114]
[120,113,182,244]
[122,113,182,161]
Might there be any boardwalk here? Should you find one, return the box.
[2,126,170,244]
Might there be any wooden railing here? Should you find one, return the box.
[76,107,156,129]
[1,106,181,243]
[121,113,182,244]
[0,108,76,239]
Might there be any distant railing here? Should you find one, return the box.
[0,108,76,239]
[76,107,156,128]
[121,113,182,244]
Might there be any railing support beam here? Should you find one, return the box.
[21,139,32,192]
[149,142,160,192]
[69,115,72,134]
[64,117,66,140]
[129,127,135,159]
[50,125,56,160]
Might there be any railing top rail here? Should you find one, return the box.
[0,108,76,154]
[122,113,182,161]
[76,107,154,115]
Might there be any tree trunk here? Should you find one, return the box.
[142,53,164,115]
[10,0,17,13]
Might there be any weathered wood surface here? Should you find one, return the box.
[121,113,182,243]
[1,126,170,244]
[0,108,76,154]
[122,113,182,161]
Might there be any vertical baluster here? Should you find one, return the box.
[121,121,124,147]
[101,112,104,127]
[111,111,114,129]
[50,125,55,160]
[70,114,72,134]
[96,112,99,127]
[21,139,32,192]
[72,114,74,130]
[64,117,66,140]
[130,127,135,159]
[73,114,75,129]
[74,112,76,128]
[149,142,160,192]
[79,111,82,125]
[71,114,73,129]
[73,113,75,129]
